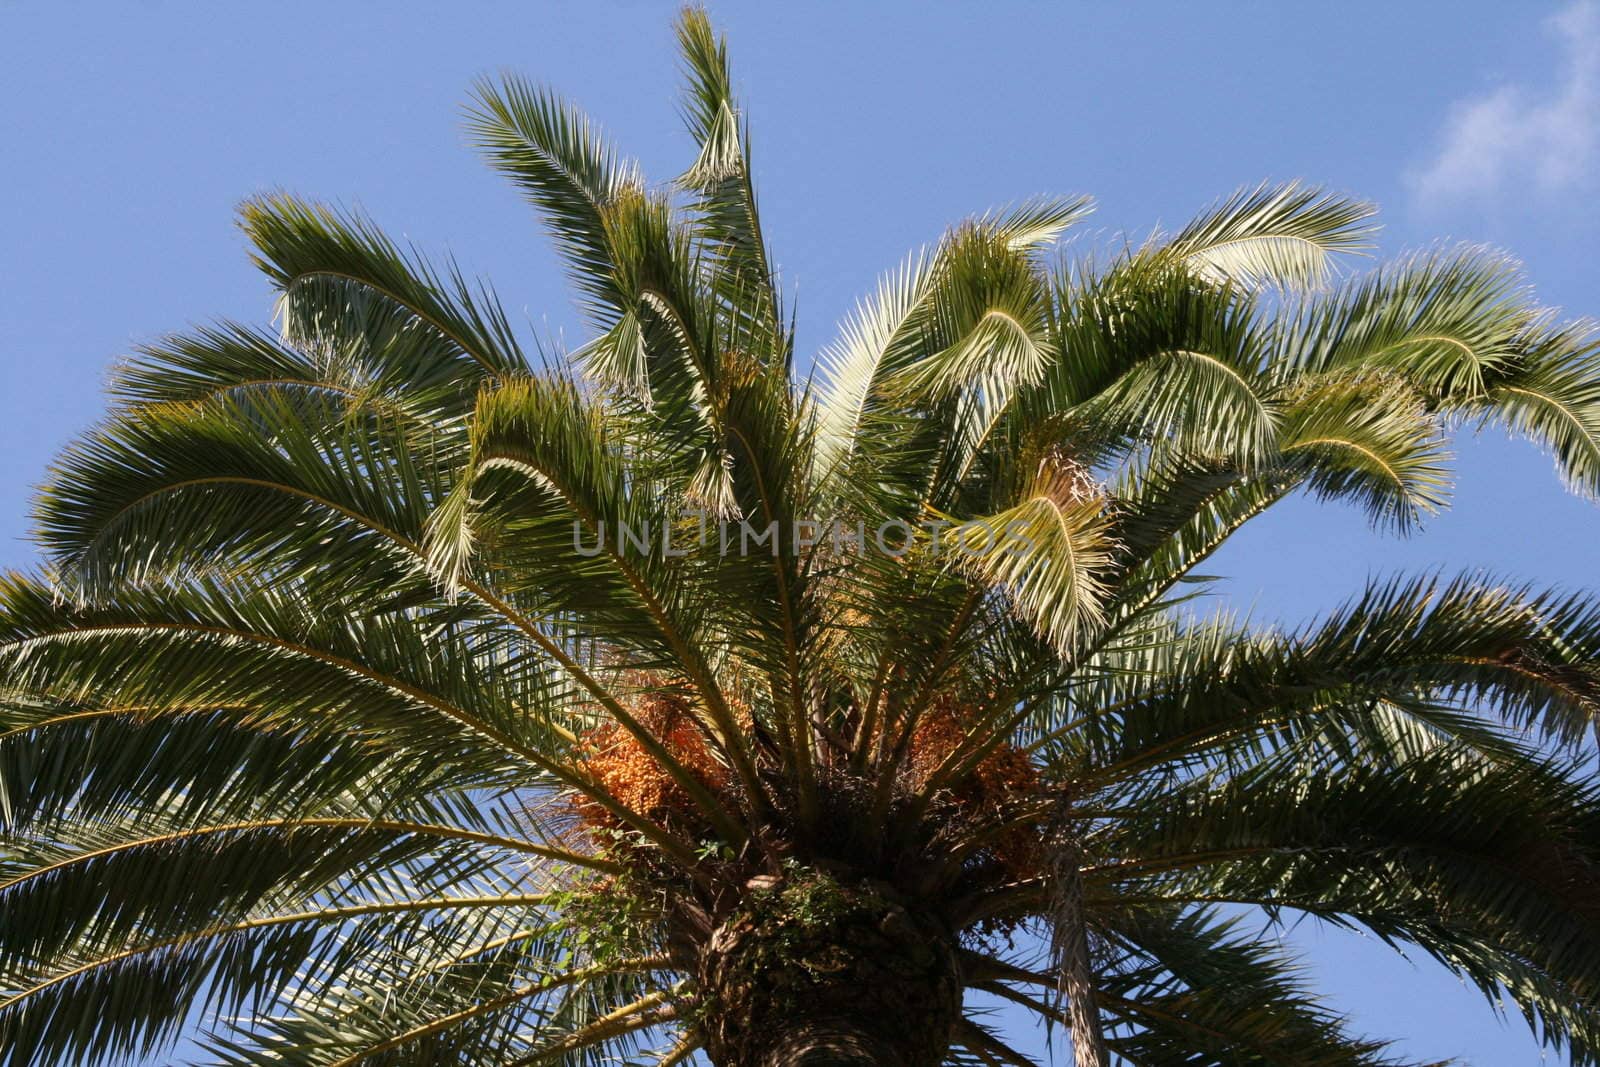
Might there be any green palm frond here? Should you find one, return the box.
[1091,750,1600,1063]
[1019,254,1277,466]
[1098,908,1427,1067]
[241,194,528,378]
[813,196,1092,478]
[1168,181,1376,292]
[1478,316,1600,499]
[941,471,1116,655]
[1278,372,1453,531]
[1287,244,1531,399]
[465,76,638,313]
[675,7,779,337]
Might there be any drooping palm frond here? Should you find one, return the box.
[1088,748,1600,1064]
[1096,908,1428,1067]
[242,194,529,380]
[1285,244,1532,399]
[1168,181,1376,292]
[1478,316,1600,499]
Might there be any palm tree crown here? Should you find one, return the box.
[4,10,1600,1066]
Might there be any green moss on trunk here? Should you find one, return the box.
[694,872,963,1067]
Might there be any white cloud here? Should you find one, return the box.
[1409,1,1600,205]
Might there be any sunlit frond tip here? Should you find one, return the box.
[1171,181,1376,291]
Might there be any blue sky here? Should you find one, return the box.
[3,1,1599,1062]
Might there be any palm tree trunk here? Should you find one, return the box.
[694,881,963,1067]
[753,1024,915,1066]
[1052,839,1109,1067]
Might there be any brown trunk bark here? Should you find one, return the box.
[693,880,963,1067]
[1051,843,1108,1067]
[751,1024,916,1066]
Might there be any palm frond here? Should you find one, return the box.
[240,194,528,377]
[466,76,638,312]
[1170,181,1376,291]
[1479,316,1600,499]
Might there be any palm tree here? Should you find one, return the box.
[4,9,1600,1066]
